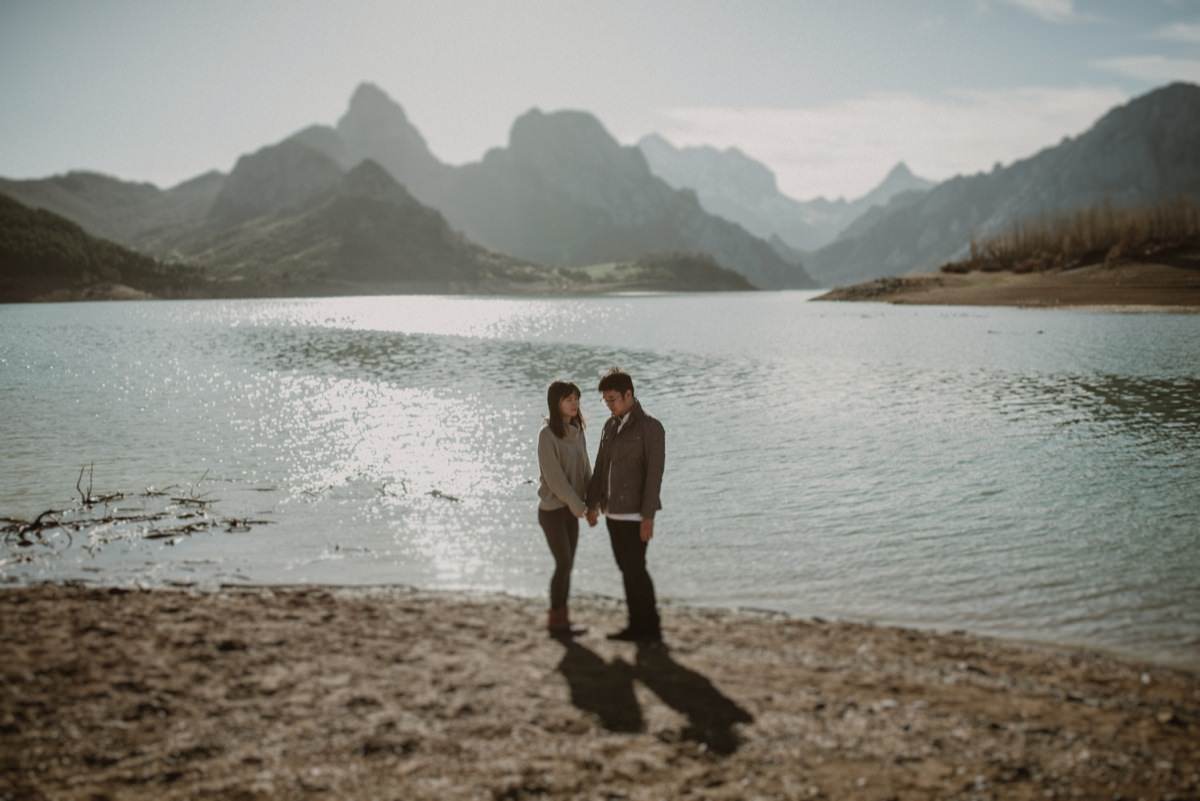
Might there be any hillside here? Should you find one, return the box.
[1,162,755,301]
[814,200,1200,309]
[178,159,518,293]
[207,140,344,227]
[0,193,204,302]
[0,170,226,247]
[805,82,1200,287]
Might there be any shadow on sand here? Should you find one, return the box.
[555,639,753,754]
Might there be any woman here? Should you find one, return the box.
[537,380,592,637]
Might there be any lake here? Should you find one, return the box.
[2,292,1198,667]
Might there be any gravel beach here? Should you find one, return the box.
[2,584,1198,800]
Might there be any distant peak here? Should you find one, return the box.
[224,139,341,180]
[869,161,933,195]
[1098,80,1200,126]
[345,158,395,185]
[638,132,673,149]
[349,82,398,108]
[512,108,610,137]
[509,108,620,153]
[293,123,331,137]
[341,158,413,202]
[1145,80,1200,99]
[639,135,757,169]
[342,82,412,127]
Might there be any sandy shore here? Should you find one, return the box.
[3,584,1198,800]
[813,261,1200,310]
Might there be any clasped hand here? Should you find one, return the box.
[580,509,651,541]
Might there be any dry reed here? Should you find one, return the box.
[944,197,1200,274]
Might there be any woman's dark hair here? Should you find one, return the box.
[597,368,634,396]
[547,380,585,438]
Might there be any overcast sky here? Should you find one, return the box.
[2,0,1198,200]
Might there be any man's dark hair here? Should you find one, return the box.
[598,368,634,396]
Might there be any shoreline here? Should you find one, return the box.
[4,583,1197,799]
[812,261,1200,310]
[50,578,1200,673]
[211,582,1195,676]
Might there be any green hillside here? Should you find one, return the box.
[0,194,204,302]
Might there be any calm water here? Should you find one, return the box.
[2,293,1198,667]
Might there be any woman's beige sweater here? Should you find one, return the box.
[537,423,592,516]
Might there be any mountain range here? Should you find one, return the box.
[637,135,934,252]
[2,81,1197,295]
[802,81,1200,287]
[0,167,754,301]
[2,83,814,292]
[286,84,814,289]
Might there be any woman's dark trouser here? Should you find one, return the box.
[606,518,661,635]
[538,507,579,610]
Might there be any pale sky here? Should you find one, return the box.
[1,0,1198,200]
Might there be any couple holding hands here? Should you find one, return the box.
[536,369,666,643]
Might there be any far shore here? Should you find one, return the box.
[19,281,754,304]
[5,255,759,304]
[813,261,1200,311]
[3,583,1197,799]
[15,276,758,304]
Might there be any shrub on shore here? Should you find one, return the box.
[943,197,1200,274]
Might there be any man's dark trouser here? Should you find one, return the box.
[606,518,660,635]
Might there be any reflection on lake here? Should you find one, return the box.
[1,293,1198,666]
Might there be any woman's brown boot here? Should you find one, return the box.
[548,606,586,638]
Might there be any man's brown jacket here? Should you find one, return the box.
[586,400,665,519]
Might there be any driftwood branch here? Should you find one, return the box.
[73,463,122,506]
[2,465,272,565]
[75,463,91,506]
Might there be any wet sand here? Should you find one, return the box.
[813,261,1200,310]
[2,584,1198,800]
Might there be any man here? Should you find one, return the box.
[586,369,666,643]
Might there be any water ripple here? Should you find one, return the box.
[1,296,1198,666]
